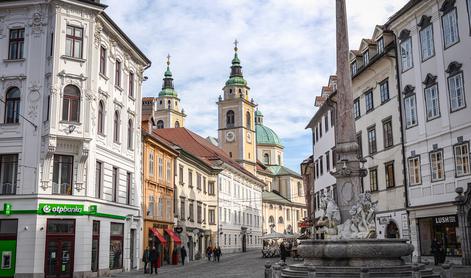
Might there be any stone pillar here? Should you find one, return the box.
[333,0,364,221]
[454,184,471,265]
[264,262,272,278]
[272,263,281,278]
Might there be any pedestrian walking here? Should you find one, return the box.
[214,246,222,262]
[206,246,212,261]
[149,246,159,274]
[431,238,441,266]
[142,246,150,273]
[180,246,187,266]
[280,242,287,263]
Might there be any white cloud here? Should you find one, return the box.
[102,0,408,170]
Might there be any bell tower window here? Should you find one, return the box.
[246,111,251,129]
[226,110,235,128]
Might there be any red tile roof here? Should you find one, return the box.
[154,128,264,183]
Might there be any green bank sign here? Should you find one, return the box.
[38,204,85,215]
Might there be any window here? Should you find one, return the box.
[188,170,193,187]
[4,87,20,124]
[113,111,120,143]
[126,172,131,205]
[180,198,185,220]
[380,79,389,103]
[268,216,274,224]
[226,110,235,127]
[49,32,54,57]
[297,182,303,197]
[208,181,215,195]
[369,168,378,192]
[158,157,163,179]
[8,28,24,60]
[127,119,133,149]
[448,73,466,111]
[203,177,207,193]
[175,121,180,128]
[400,38,413,71]
[0,154,18,195]
[197,173,202,190]
[319,121,323,137]
[454,143,470,177]
[209,209,215,224]
[278,217,284,224]
[377,37,384,54]
[155,120,163,129]
[430,150,445,182]
[157,197,163,218]
[129,72,134,97]
[115,60,121,87]
[424,84,440,120]
[95,161,102,198]
[363,51,369,65]
[365,90,373,112]
[356,133,363,159]
[319,155,324,175]
[65,25,83,58]
[385,161,395,188]
[109,223,123,270]
[404,95,418,128]
[97,101,105,134]
[112,167,118,202]
[408,156,422,185]
[91,221,100,273]
[179,165,183,184]
[52,155,73,195]
[325,114,329,132]
[148,151,154,176]
[166,161,171,184]
[420,24,435,60]
[442,9,459,48]
[383,118,393,148]
[330,109,335,127]
[166,198,172,221]
[351,61,357,75]
[367,127,377,154]
[263,153,270,164]
[246,111,251,129]
[197,203,202,223]
[326,151,330,172]
[189,202,194,222]
[99,46,106,75]
[353,98,360,119]
[62,85,80,122]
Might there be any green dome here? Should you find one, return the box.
[256,123,283,147]
[225,76,247,86]
[255,110,263,117]
[159,88,178,97]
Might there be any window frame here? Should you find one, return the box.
[453,141,471,177]
[99,46,107,76]
[424,83,441,121]
[404,94,418,129]
[441,8,460,49]
[113,110,120,143]
[400,37,413,72]
[419,23,435,62]
[429,149,445,182]
[367,126,377,154]
[382,117,393,149]
[385,161,395,189]
[97,100,105,134]
[226,110,235,128]
[115,60,122,88]
[0,154,18,195]
[127,118,133,150]
[408,155,422,186]
[380,79,390,103]
[4,87,21,124]
[52,154,74,195]
[447,72,467,112]
[65,25,83,59]
[353,97,361,119]
[365,90,374,112]
[95,160,103,198]
[112,167,119,202]
[8,28,25,60]
[128,72,135,98]
[62,85,81,123]
[369,167,378,192]
[377,37,384,54]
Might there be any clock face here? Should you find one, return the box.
[226,131,235,142]
[246,132,252,143]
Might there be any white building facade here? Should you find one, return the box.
[387,0,471,260]
[0,1,150,277]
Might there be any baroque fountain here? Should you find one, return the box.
[278,1,439,277]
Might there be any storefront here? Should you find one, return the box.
[0,218,17,278]
[418,215,462,257]
[144,221,182,267]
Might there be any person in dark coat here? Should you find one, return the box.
[149,246,159,274]
[431,238,441,266]
[280,242,287,263]
[180,246,187,265]
[206,246,212,261]
[142,246,150,273]
[214,246,222,262]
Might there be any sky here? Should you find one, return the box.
[102,0,408,172]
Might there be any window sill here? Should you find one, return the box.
[99,73,109,80]
[3,58,25,63]
[59,121,82,126]
[115,85,123,92]
[61,55,86,63]
[0,122,20,127]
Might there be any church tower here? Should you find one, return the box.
[217,41,257,174]
[150,55,186,128]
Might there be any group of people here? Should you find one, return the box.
[142,245,188,274]
[206,246,222,262]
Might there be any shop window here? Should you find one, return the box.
[52,155,73,195]
[109,223,123,270]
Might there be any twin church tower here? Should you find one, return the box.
[143,42,258,174]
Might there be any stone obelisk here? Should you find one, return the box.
[332,0,365,222]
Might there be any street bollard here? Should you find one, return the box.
[307,265,316,278]
[360,267,370,278]
[412,263,422,278]
[441,262,452,278]
[265,262,272,278]
[272,263,282,278]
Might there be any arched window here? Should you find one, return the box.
[156,120,164,129]
[263,153,270,164]
[5,87,20,123]
[113,110,120,143]
[175,121,180,128]
[62,85,80,122]
[127,119,133,149]
[226,110,235,127]
[268,216,274,224]
[278,216,284,224]
[97,100,105,134]
[246,111,251,129]
[167,100,171,109]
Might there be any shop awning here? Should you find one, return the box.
[150,228,167,244]
[165,228,182,245]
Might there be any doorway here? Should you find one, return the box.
[45,219,75,278]
[242,234,247,252]
[385,221,399,239]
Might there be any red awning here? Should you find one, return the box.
[165,228,182,245]
[150,228,167,244]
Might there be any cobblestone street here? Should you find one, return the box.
[110,250,286,278]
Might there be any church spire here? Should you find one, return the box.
[159,54,178,97]
[226,40,247,86]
